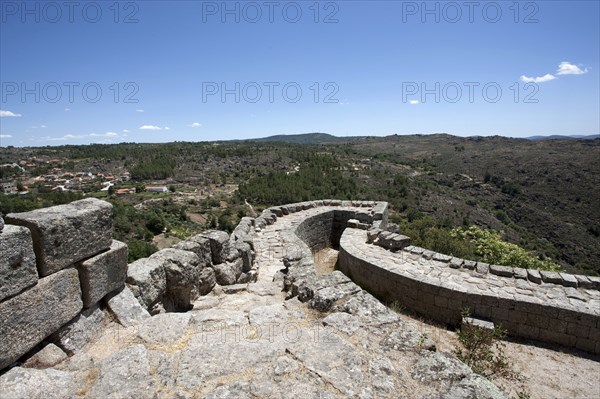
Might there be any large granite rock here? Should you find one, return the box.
[78,240,128,308]
[126,257,167,309]
[51,303,105,355]
[202,230,230,264]
[6,198,113,276]
[105,286,150,327]
[0,224,38,301]
[0,268,83,370]
[150,248,203,311]
[172,234,213,266]
[0,367,77,399]
[198,266,217,295]
[214,258,243,286]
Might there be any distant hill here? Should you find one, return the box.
[252,132,351,144]
[526,134,599,140]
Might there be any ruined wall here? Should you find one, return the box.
[0,198,257,371]
[0,199,126,370]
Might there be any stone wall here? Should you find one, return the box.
[0,198,258,371]
[257,200,599,355]
[339,228,600,355]
[1,199,126,370]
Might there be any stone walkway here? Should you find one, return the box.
[0,207,507,399]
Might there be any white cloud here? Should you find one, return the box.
[0,134,13,138]
[136,109,145,113]
[139,125,162,131]
[0,110,22,117]
[520,74,556,83]
[165,127,171,130]
[47,134,84,141]
[64,108,71,112]
[90,132,118,137]
[188,122,202,128]
[123,129,130,133]
[40,124,47,128]
[557,61,588,75]
[409,100,419,105]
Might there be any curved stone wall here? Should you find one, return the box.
[339,228,600,355]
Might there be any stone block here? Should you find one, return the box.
[527,269,542,284]
[0,225,38,301]
[150,248,204,311]
[0,268,82,370]
[78,240,128,308]
[126,257,167,309]
[539,271,563,285]
[513,268,528,280]
[6,198,113,277]
[51,303,105,355]
[201,230,230,264]
[559,273,578,288]
[574,275,594,289]
[105,286,150,327]
[463,260,477,271]
[490,264,513,278]
[462,317,494,331]
[172,235,212,266]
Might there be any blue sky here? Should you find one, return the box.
[0,0,598,146]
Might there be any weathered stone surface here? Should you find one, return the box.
[191,309,247,329]
[527,269,542,284]
[513,268,528,280]
[51,303,105,355]
[437,374,508,399]
[463,317,494,331]
[411,351,471,382]
[105,286,150,328]
[126,257,166,309]
[89,345,156,399]
[285,332,366,397]
[137,313,191,344]
[202,230,230,264]
[490,264,513,278]
[199,266,217,295]
[150,248,203,311]
[322,312,360,335]
[0,214,4,231]
[6,198,113,276]
[540,270,563,285]
[176,334,279,390]
[0,225,38,301]
[214,258,243,286]
[78,240,128,308]
[560,273,579,288]
[380,325,436,352]
[22,343,67,369]
[336,291,399,327]
[0,367,76,399]
[0,268,82,370]
[172,234,212,266]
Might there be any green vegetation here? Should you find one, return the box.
[451,226,562,271]
[238,154,357,204]
[454,309,530,399]
[2,135,598,273]
[454,311,512,379]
